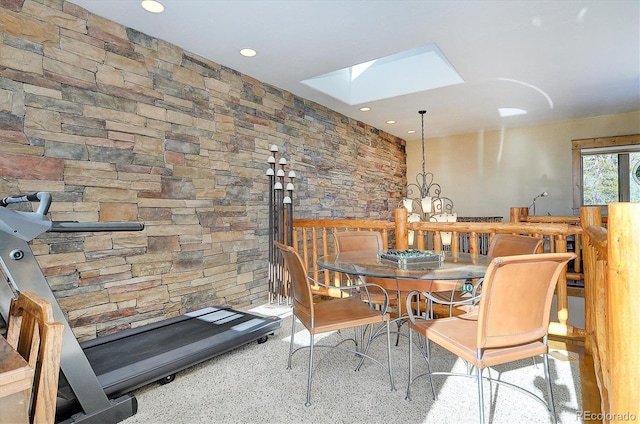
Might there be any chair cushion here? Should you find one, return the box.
[409,316,547,368]
[299,297,389,334]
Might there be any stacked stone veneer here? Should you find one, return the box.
[0,0,407,340]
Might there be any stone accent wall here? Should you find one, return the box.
[0,0,407,340]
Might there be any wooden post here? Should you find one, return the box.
[395,208,408,250]
[415,230,426,251]
[581,206,610,415]
[509,207,529,223]
[580,206,602,354]
[554,235,570,327]
[468,232,479,255]
[607,202,639,419]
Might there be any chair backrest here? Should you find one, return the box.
[487,234,544,257]
[476,253,575,349]
[6,290,64,424]
[333,230,383,253]
[333,231,398,290]
[274,241,314,324]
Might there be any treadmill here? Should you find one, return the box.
[0,193,282,423]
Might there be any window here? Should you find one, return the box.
[572,135,640,213]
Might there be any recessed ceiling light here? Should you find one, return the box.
[407,130,416,134]
[359,107,371,112]
[141,0,164,13]
[386,120,396,124]
[240,48,257,57]
[498,107,527,117]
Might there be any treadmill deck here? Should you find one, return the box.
[57,306,281,421]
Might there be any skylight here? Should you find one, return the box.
[301,44,464,105]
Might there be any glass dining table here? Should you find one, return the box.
[316,249,492,321]
[317,250,491,284]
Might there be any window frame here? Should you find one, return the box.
[572,134,640,214]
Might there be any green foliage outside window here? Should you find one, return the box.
[583,151,640,205]
[583,154,618,205]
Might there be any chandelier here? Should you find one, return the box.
[403,110,454,220]
[401,110,456,246]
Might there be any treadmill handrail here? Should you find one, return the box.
[51,221,145,232]
[0,192,52,215]
[1,192,144,241]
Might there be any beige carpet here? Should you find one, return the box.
[121,303,582,424]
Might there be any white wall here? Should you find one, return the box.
[406,111,640,219]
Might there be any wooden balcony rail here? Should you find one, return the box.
[581,203,639,422]
[291,218,394,293]
[292,208,583,339]
[508,206,607,283]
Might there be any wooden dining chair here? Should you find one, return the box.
[5,290,64,424]
[274,241,395,406]
[405,252,576,424]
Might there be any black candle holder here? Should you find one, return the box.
[266,144,295,304]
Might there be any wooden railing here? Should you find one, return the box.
[293,208,583,338]
[292,218,395,290]
[581,203,639,421]
[508,207,604,284]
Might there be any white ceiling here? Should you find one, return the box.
[71,0,640,141]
